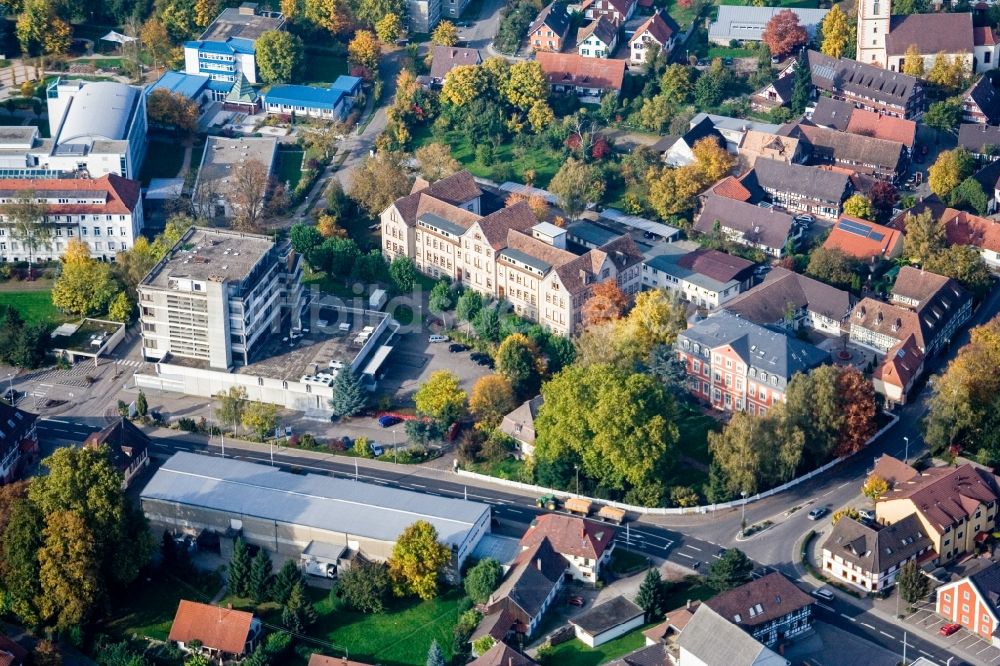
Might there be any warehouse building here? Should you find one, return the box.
[141,452,491,577]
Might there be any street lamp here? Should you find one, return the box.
[741,490,748,532]
[4,373,13,401]
[903,436,910,464]
[574,464,580,495]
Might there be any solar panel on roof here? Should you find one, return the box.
[838,218,873,236]
[870,231,885,242]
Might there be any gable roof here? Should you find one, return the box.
[706,175,755,202]
[871,454,921,488]
[679,311,830,387]
[479,202,538,250]
[0,403,35,468]
[822,514,931,575]
[577,15,617,46]
[975,25,999,46]
[792,124,905,175]
[885,13,974,57]
[84,417,149,478]
[605,643,668,666]
[0,174,141,215]
[529,2,570,38]
[570,596,644,635]
[851,297,925,350]
[964,77,1000,125]
[874,334,924,391]
[169,600,254,653]
[490,538,566,619]
[695,195,795,252]
[883,464,1000,532]
[739,131,801,164]
[722,266,852,324]
[748,157,851,203]
[705,572,814,629]
[846,108,917,148]
[520,513,616,560]
[811,96,855,132]
[824,216,902,259]
[966,564,1000,619]
[430,46,482,80]
[581,0,636,18]
[499,396,543,446]
[958,122,1000,153]
[678,247,755,283]
[390,171,482,225]
[629,11,679,47]
[535,51,626,92]
[678,605,788,666]
[936,205,1000,254]
[807,50,920,110]
[469,641,539,666]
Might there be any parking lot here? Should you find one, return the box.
[905,601,1000,664]
[377,329,492,401]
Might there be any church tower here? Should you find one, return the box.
[857,0,890,66]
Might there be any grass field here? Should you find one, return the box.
[609,548,650,576]
[543,624,654,666]
[140,140,187,185]
[661,576,717,611]
[0,289,62,325]
[411,126,564,188]
[303,49,349,85]
[275,150,305,189]
[104,571,222,641]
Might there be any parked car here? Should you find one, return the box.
[369,442,385,457]
[378,415,402,428]
[1,387,18,404]
[567,595,585,607]
[858,509,876,522]
[812,587,834,601]
[808,507,828,521]
[470,352,494,368]
[449,343,470,353]
[429,334,449,343]
[940,623,962,637]
[794,214,814,225]
[723,57,734,66]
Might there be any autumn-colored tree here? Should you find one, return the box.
[820,5,850,59]
[902,44,924,77]
[692,137,734,182]
[928,148,975,197]
[842,194,874,221]
[304,0,354,35]
[349,152,412,216]
[902,209,945,265]
[660,64,693,103]
[431,20,459,46]
[414,143,461,182]
[830,507,860,526]
[927,52,967,91]
[44,17,72,55]
[52,239,118,317]
[582,281,630,328]
[414,370,467,425]
[281,0,300,18]
[316,213,347,238]
[528,101,555,133]
[388,521,452,600]
[228,159,273,232]
[504,61,549,110]
[194,0,220,28]
[647,165,703,219]
[862,474,889,501]
[375,12,402,42]
[835,367,877,457]
[762,9,807,58]
[348,30,380,72]
[548,158,604,218]
[505,192,549,221]
[141,18,172,71]
[469,375,516,428]
[441,64,485,107]
[495,333,545,396]
[868,180,899,222]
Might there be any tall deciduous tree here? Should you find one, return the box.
[305,0,354,35]
[0,498,43,626]
[469,375,516,428]
[762,9,807,58]
[348,30,380,72]
[549,158,604,218]
[375,12,402,42]
[902,210,946,265]
[338,559,391,612]
[495,333,544,397]
[414,143,461,181]
[582,280,629,327]
[928,148,974,197]
[414,371,466,425]
[902,44,924,77]
[229,159,273,232]
[4,192,50,271]
[463,558,502,604]
[820,5,849,58]
[842,194,874,221]
[835,367,877,456]
[861,474,889,501]
[242,401,279,440]
[37,510,100,630]
[350,152,412,216]
[388,520,452,600]
[52,239,118,317]
[504,60,549,110]
[216,386,249,433]
[255,30,304,83]
[806,246,858,289]
[431,20,459,46]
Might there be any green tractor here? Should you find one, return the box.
[536,494,558,511]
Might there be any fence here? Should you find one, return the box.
[456,412,900,516]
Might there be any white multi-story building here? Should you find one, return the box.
[408,0,442,33]
[43,79,147,180]
[381,172,644,336]
[138,227,302,371]
[0,174,143,262]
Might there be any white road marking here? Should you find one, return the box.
[676,552,694,559]
[410,483,427,488]
[978,645,995,655]
[879,631,895,639]
[44,418,69,424]
[816,602,834,611]
[685,545,702,551]
[919,651,933,658]
[861,623,876,630]
[822,489,834,496]
[506,508,526,515]
[837,482,850,489]
[840,614,856,622]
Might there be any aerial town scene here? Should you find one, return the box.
[7,0,1000,663]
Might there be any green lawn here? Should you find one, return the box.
[302,49,349,85]
[103,571,222,641]
[661,577,717,612]
[275,150,305,189]
[543,624,654,666]
[1,289,62,325]
[662,0,702,29]
[140,140,187,185]
[609,548,650,576]
[706,46,757,59]
[411,125,564,188]
[676,408,718,467]
[312,587,463,665]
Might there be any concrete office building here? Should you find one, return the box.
[43,79,148,180]
[138,227,302,370]
[193,136,277,220]
[184,2,285,91]
[141,452,491,575]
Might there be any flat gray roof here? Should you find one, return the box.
[140,226,274,289]
[200,6,283,42]
[196,136,277,197]
[141,452,490,548]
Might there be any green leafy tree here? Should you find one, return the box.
[330,366,367,418]
[272,559,304,605]
[902,210,946,265]
[429,280,453,316]
[949,176,990,215]
[248,549,274,603]
[4,192,50,271]
[806,246,858,289]
[495,333,543,396]
[228,537,252,597]
[635,568,668,621]
[472,304,502,342]
[707,548,754,591]
[0,498,43,626]
[37,510,101,629]
[388,520,453,600]
[898,560,930,603]
[281,580,316,633]
[431,20,459,46]
[290,223,324,256]
[925,244,994,297]
[842,194,874,221]
[389,255,417,292]
[216,386,249,433]
[548,158,604,218]
[338,559,391,613]
[456,290,483,322]
[924,97,962,134]
[415,370,467,425]
[107,292,134,323]
[374,12,402,42]
[660,64,692,103]
[464,558,502,604]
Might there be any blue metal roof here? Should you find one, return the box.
[186,37,256,55]
[228,37,256,54]
[148,71,211,99]
[265,84,345,110]
[207,79,233,92]
[330,75,362,94]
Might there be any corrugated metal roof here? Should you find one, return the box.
[148,71,211,99]
[709,5,829,41]
[140,452,490,547]
[55,82,139,146]
[265,85,345,110]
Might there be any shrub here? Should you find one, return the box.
[177,417,198,432]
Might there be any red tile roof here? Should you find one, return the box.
[846,109,917,148]
[871,454,920,488]
[704,572,814,629]
[939,207,1000,254]
[874,334,923,390]
[168,600,255,654]
[535,51,626,92]
[629,11,676,46]
[824,215,903,260]
[885,464,1000,532]
[0,174,140,215]
[707,175,753,202]
[975,25,998,46]
[520,514,616,560]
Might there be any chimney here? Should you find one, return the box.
[227,603,233,609]
[536,557,542,571]
[686,599,692,610]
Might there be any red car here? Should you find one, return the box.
[567,595,584,607]
[940,623,962,637]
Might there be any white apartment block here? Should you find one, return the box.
[381,172,643,336]
[138,227,302,370]
[0,174,143,263]
[408,0,442,33]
